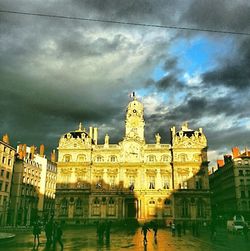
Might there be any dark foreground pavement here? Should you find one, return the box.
[0,225,249,251]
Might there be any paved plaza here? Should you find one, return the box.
[0,225,249,251]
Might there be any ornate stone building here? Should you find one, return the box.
[55,95,211,224]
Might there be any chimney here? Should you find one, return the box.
[39,144,45,157]
[18,144,23,159]
[217,159,224,168]
[23,144,27,159]
[2,134,9,144]
[223,154,232,164]
[30,145,35,159]
[232,147,240,159]
[51,149,56,162]
[93,127,98,145]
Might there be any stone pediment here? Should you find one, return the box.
[174,138,206,148]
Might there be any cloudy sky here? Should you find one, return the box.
[1,0,250,166]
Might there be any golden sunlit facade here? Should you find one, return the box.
[55,95,211,224]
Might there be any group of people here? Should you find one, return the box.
[96,220,112,243]
[32,216,64,250]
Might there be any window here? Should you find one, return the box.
[148,155,155,162]
[241,191,246,198]
[92,197,100,216]
[239,170,244,176]
[161,155,170,162]
[149,176,155,189]
[162,176,170,189]
[96,156,104,162]
[197,199,204,217]
[240,179,244,185]
[182,199,189,217]
[60,198,68,216]
[75,198,82,216]
[8,159,11,166]
[6,171,10,179]
[196,178,202,189]
[109,175,116,188]
[0,181,2,191]
[2,157,5,164]
[5,183,8,192]
[64,155,71,162]
[108,198,115,216]
[244,160,249,165]
[246,170,250,176]
[1,170,4,176]
[110,156,116,162]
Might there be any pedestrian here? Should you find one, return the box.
[210,221,216,241]
[45,218,53,248]
[243,222,248,241]
[105,221,112,243]
[192,221,196,236]
[182,221,186,235]
[171,222,176,237]
[33,220,41,248]
[53,222,64,251]
[141,223,150,244]
[151,221,158,239]
[176,222,182,237]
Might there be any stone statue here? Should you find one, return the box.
[155,133,161,144]
[105,134,109,145]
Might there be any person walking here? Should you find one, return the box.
[53,222,64,251]
[243,222,248,241]
[45,218,53,248]
[141,223,151,244]
[152,221,158,239]
[176,222,182,237]
[33,221,41,248]
[105,221,112,243]
[171,222,176,237]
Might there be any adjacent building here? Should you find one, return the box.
[55,95,211,224]
[209,147,250,220]
[8,144,57,226]
[0,134,15,226]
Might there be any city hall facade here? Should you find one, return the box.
[55,95,211,224]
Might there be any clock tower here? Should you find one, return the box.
[125,94,145,141]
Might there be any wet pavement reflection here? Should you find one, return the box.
[1,225,249,251]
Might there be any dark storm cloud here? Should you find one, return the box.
[202,38,250,90]
[1,0,250,162]
[182,0,250,32]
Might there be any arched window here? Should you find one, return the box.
[64,155,71,162]
[108,197,115,216]
[77,154,86,162]
[96,155,104,162]
[110,155,117,162]
[182,199,189,217]
[148,199,156,216]
[161,155,170,162]
[92,197,100,216]
[179,154,187,162]
[148,155,156,162]
[60,198,68,216]
[75,198,82,216]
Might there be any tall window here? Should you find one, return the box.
[197,199,204,217]
[162,176,170,189]
[109,175,116,188]
[64,155,71,162]
[108,198,115,216]
[92,197,100,216]
[60,198,68,216]
[75,198,82,216]
[149,176,155,189]
[182,199,189,217]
